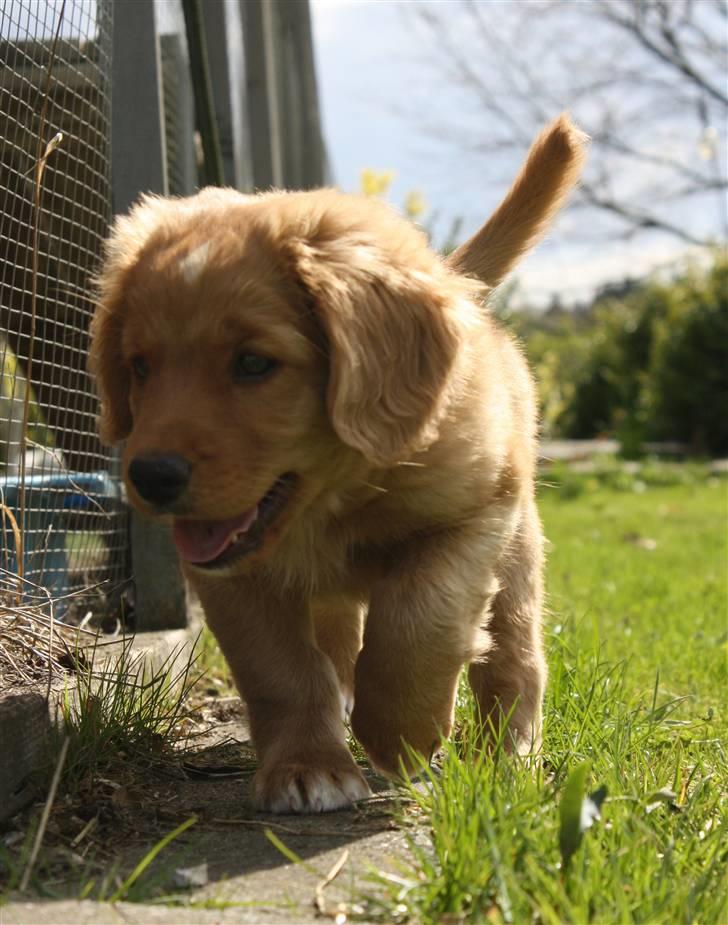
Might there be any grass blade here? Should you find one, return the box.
[109,815,197,902]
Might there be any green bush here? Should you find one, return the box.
[504,254,728,454]
[648,260,728,454]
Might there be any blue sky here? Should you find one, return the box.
[310,0,723,306]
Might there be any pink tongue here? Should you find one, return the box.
[172,507,259,563]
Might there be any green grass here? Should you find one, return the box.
[55,636,199,795]
[361,475,727,924]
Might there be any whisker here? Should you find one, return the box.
[361,482,388,494]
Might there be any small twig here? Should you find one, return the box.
[25,442,110,516]
[20,735,69,891]
[25,643,66,672]
[0,565,54,592]
[70,814,99,848]
[45,579,111,604]
[0,640,33,683]
[206,817,359,839]
[0,617,81,652]
[0,502,23,603]
[2,607,99,636]
[314,848,350,918]
[45,595,56,700]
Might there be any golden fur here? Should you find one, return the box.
[90,115,587,813]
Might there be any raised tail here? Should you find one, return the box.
[446,114,588,287]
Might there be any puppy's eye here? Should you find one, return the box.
[233,353,277,381]
[131,356,149,382]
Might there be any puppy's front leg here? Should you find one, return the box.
[193,575,371,813]
[351,524,503,776]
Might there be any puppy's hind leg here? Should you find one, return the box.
[313,594,364,718]
[468,499,547,756]
[351,522,506,778]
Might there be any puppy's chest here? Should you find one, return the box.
[328,505,441,592]
[312,470,480,592]
[341,540,396,589]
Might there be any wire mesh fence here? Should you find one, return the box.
[0,0,127,617]
[0,0,328,631]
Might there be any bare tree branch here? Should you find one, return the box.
[578,179,709,244]
[404,0,727,247]
[601,0,728,106]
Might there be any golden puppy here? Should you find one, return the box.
[91,116,586,813]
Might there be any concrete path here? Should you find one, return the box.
[2,704,415,924]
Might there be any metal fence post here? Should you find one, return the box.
[111,0,186,631]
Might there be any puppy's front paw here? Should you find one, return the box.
[253,755,372,813]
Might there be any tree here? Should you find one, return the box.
[648,258,728,454]
[406,0,727,247]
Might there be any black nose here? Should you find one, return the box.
[128,454,192,507]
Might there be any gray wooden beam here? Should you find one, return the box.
[240,0,283,190]
[203,0,252,189]
[111,0,186,631]
[111,0,168,213]
[275,0,326,189]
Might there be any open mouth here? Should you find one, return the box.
[172,474,297,569]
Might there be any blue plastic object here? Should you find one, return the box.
[0,472,120,601]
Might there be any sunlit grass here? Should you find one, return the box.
[360,474,727,924]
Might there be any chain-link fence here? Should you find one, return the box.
[0,0,126,615]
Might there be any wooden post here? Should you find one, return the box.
[111,0,167,213]
[203,0,253,189]
[274,0,326,189]
[240,0,283,189]
[240,0,326,191]
[111,0,186,631]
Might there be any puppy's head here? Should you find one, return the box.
[90,188,470,571]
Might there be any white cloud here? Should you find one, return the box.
[516,239,707,307]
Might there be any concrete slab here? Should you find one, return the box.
[0,689,50,822]
[1,642,414,923]
[2,760,411,923]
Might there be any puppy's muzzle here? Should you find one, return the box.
[128,454,192,507]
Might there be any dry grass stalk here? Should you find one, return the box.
[16,0,67,577]
[314,848,350,920]
[19,735,69,891]
[0,571,103,691]
[0,501,23,603]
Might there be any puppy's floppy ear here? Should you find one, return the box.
[289,225,469,466]
[89,195,169,444]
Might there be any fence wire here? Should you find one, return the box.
[0,0,127,617]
